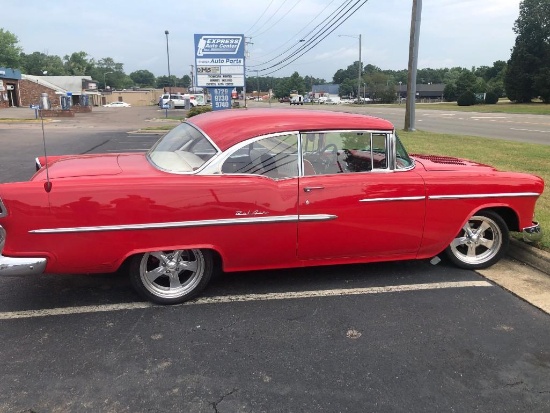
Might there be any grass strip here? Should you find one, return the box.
[399,129,549,250]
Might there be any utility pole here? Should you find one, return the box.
[338,34,362,101]
[404,0,422,131]
[164,30,172,100]
[244,37,253,108]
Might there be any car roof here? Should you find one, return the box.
[187,108,395,151]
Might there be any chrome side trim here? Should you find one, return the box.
[30,214,338,234]
[429,192,540,200]
[360,196,425,203]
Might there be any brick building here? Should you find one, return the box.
[19,75,101,108]
[0,67,21,109]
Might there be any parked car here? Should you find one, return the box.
[103,101,131,108]
[279,97,290,103]
[0,109,543,305]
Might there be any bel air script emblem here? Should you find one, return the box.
[235,210,269,216]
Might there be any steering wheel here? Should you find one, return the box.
[319,144,338,172]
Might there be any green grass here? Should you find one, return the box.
[140,125,176,131]
[399,129,549,250]
[415,101,550,115]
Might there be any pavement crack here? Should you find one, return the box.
[210,388,238,412]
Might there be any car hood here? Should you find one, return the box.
[33,154,125,180]
[411,154,497,172]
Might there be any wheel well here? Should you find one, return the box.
[478,207,519,232]
[117,248,224,274]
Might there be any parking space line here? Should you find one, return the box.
[0,281,492,320]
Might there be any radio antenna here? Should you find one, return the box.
[39,93,52,193]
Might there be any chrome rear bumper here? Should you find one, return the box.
[0,225,47,276]
[522,221,542,243]
[0,255,47,276]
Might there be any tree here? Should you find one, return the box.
[21,52,65,75]
[0,28,22,69]
[130,70,156,87]
[455,71,478,97]
[505,0,550,102]
[180,75,191,88]
[64,51,94,75]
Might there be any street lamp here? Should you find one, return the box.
[338,34,361,102]
[399,81,403,104]
[103,71,113,90]
[165,30,172,102]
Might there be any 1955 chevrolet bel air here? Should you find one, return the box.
[0,109,544,304]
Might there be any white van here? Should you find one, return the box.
[290,95,304,105]
[158,94,197,108]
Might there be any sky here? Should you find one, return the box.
[4,0,521,81]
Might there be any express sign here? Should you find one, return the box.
[194,34,245,88]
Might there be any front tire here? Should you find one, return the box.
[129,249,213,304]
[445,211,509,269]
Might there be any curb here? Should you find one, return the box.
[508,239,550,276]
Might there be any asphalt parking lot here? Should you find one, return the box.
[0,105,549,412]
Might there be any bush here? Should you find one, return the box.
[485,90,499,104]
[457,91,477,106]
[187,106,212,117]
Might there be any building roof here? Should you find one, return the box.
[312,84,340,95]
[21,75,95,95]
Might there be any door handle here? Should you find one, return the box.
[303,186,325,192]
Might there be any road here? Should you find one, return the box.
[0,106,549,412]
[252,101,550,145]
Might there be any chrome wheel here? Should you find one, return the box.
[445,212,509,269]
[130,249,213,304]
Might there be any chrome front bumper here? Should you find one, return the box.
[522,221,542,243]
[0,254,47,276]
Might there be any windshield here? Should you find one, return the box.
[147,123,217,173]
[394,133,414,169]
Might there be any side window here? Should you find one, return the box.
[221,134,299,179]
[301,131,389,175]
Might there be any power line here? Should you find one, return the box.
[250,0,301,38]
[249,0,290,37]
[250,0,337,60]
[256,0,368,75]
[248,0,349,68]
[245,0,276,36]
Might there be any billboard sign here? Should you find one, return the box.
[194,34,245,87]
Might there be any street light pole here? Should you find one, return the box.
[165,30,172,102]
[338,34,362,102]
[103,71,113,90]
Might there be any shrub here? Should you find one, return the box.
[485,90,499,104]
[187,106,212,117]
[457,90,477,106]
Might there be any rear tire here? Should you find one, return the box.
[129,249,213,305]
[445,211,509,269]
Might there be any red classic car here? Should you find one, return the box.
[0,109,544,304]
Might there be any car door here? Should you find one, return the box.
[297,131,426,261]
[216,132,301,270]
